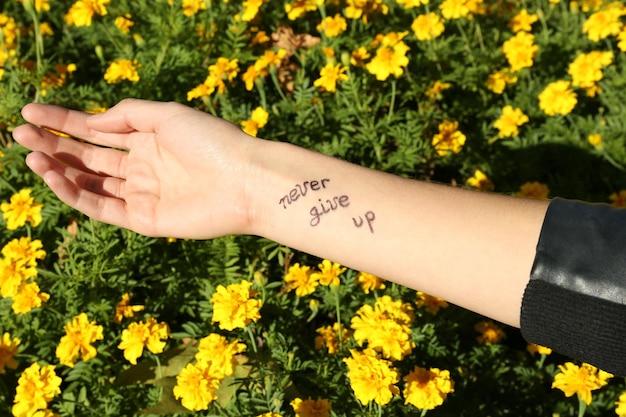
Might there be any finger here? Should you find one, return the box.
[13,124,129,179]
[41,166,130,231]
[86,98,186,134]
[21,103,131,149]
[26,152,126,199]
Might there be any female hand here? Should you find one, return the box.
[12,99,258,239]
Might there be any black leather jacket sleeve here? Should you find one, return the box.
[520,197,626,375]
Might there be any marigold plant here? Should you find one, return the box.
[2,0,626,416]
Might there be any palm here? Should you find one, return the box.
[14,100,253,239]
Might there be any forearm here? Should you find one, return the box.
[247,139,549,327]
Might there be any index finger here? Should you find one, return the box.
[21,103,131,150]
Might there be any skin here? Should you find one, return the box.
[12,99,549,327]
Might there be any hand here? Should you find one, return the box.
[13,99,257,239]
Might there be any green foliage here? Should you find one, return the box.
[2,0,626,416]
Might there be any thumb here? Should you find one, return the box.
[87,99,185,133]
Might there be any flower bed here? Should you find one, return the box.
[2,0,626,416]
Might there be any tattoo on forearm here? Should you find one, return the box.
[278,178,376,233]
[279,178,331,209]
[352,211,376,233]
[310,196,350,226]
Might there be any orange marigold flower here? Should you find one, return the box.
[475,320,505,345]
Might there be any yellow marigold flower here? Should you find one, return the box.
[250,30,270,46]
[210,280,262,330]
[12,362,61,417]
[182,0,207,16]
[317,14,347,37]
[576,0,603,12]
[411,12,445,41]
[314,63,349,93]
[527,343,552,356]
[290,397,332,417]
[475,320,505,345]
[396,0,429,9]
[18,0,52,12]
[345,0,389,23]
[39,21,54,36]
[582,2,625,42]
[257,413,283,417]
[65,0,110,27]
[311,259,346,287]
[552,362,613,405]
[425,80,451,100]
[609,190,626,207]
[242,65,262,91]
[365,36,410,81]
[416,291,449,314]
[104,59,140,84]
[315,323,351,354]
[114,14,134,34]
[113,293,145,324]
[1,189,43,230]
[350,46,370,67]
[616,392,626,416]
[242,0,265,21]
[0,13,18,50]
[432,120,466,156]
[466,169,494,191]
[173,361,223,411]
[284,0,321,20]
[343,349,400,406]
[241,106,269,137]
[618,28,626,51]
[440,0,482,19]
[538,80,577,116]
[284,263,318,297]
[485,69,518,94]
[0,257,38,298]
[502,31,538,72]
[568,50,613,90]
[187,83,212,101]
[588,133,603,147]
[494,105,529,138]
[194,333,246,377]
[515,181,550,199]
[403,366,454,410]
[56,313,104,367]
[508,9,538,32]
[241,48,287,91]
[12,282,50,314]
[118,317,170,364]
[2,237,45,268]
[40,63,76,93]
[206,57,240,94]
[321,47,335,60]
[0,333,20,373]
[356,271,385,293]
[351,296,415,361]
[256,48,287,69]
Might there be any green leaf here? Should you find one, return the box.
[116,343,198,386]
[138,376,190,415]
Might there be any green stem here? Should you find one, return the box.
[246,326,258,353]
[269,67,289,103]
[387,79,397,125]
[333,285,343,350]
[24,4,44,102]
[455,20,475,67]
[577,395,587,417]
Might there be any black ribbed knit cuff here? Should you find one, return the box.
[520,197,626,375]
